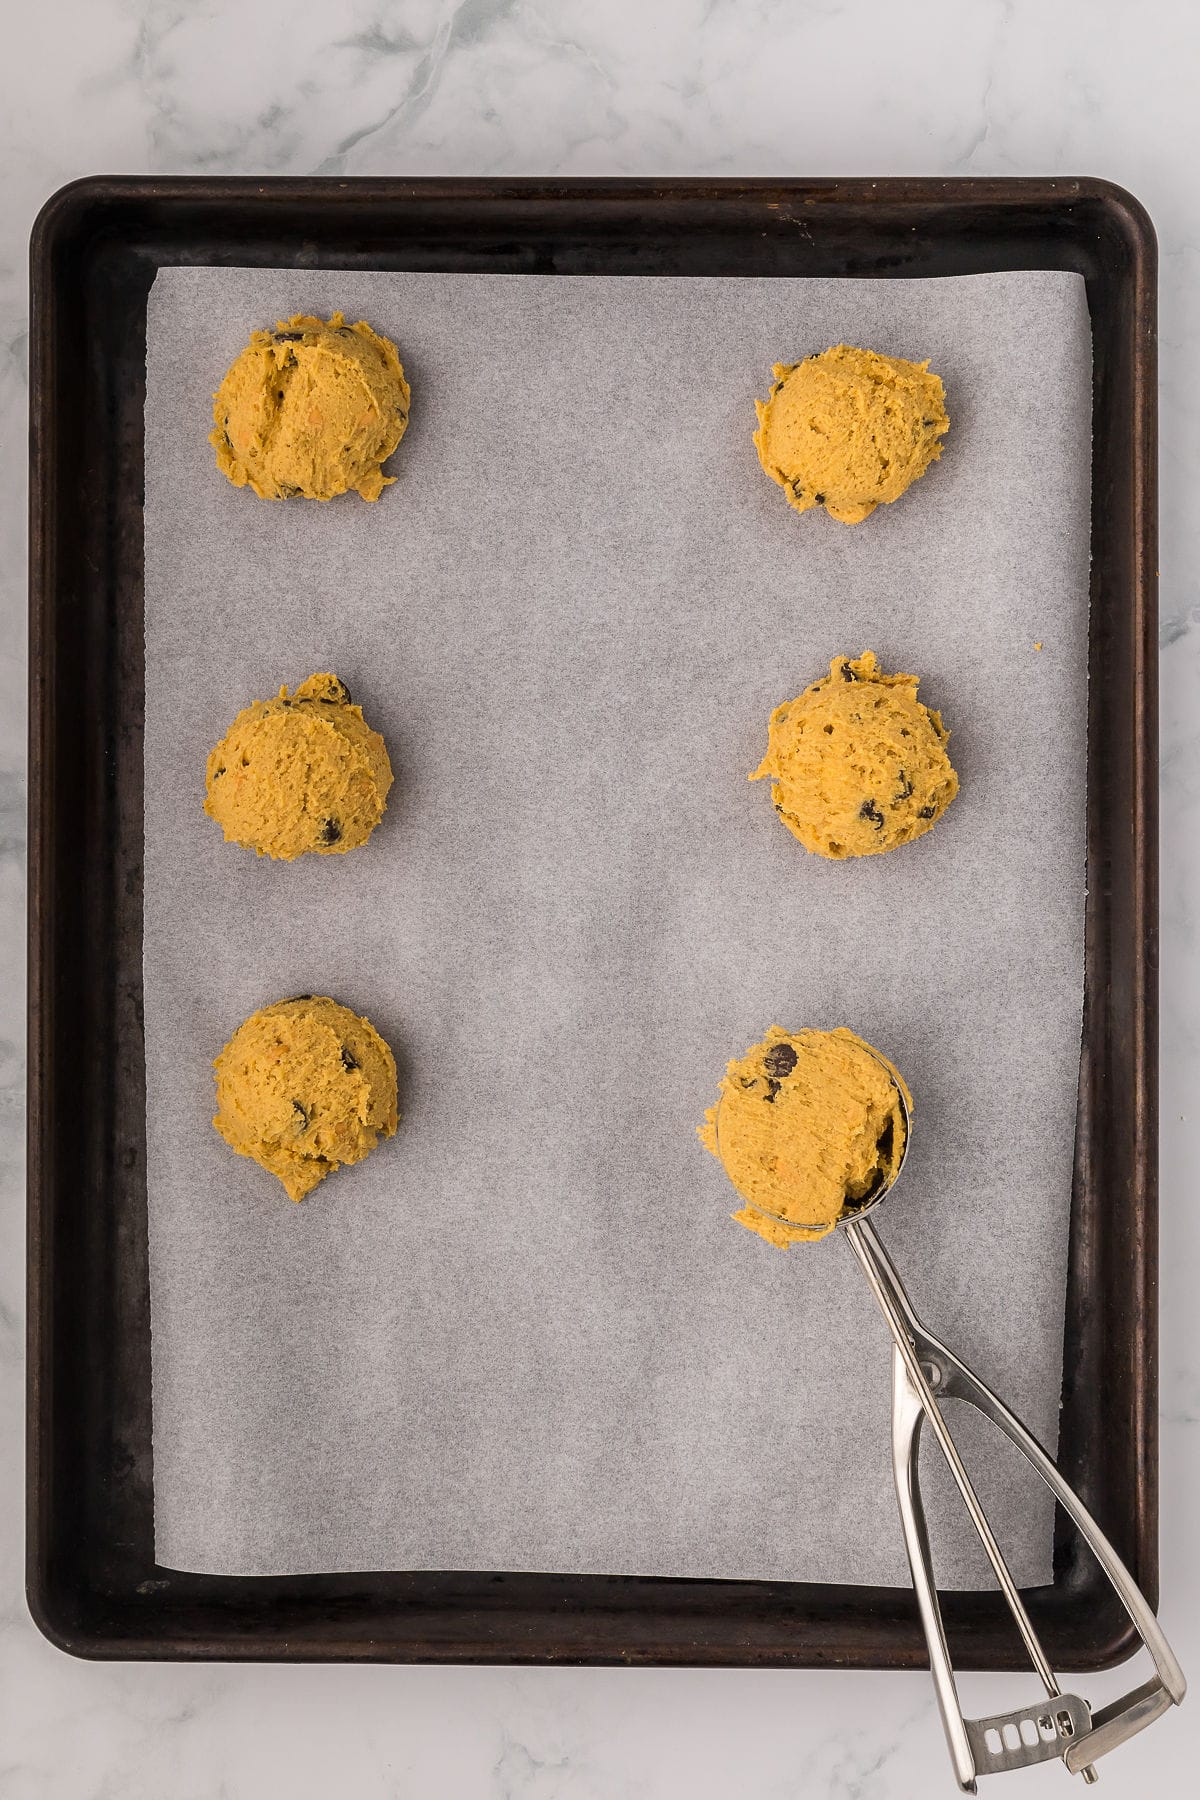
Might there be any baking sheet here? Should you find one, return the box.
[143,266,1091,1585]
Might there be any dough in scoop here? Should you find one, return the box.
[205,672,393,861]
[213,996,398,1201]
[211,312,410,501]
[751,651,958,859]
[699,1026,910,1248]
[754,344,948,524]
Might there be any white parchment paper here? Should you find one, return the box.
[144,267,1091,1584]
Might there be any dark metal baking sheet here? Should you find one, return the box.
[26,175,1157,1667]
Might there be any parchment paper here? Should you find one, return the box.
[144,267,1091,1585]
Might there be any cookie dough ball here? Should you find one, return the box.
[214,996,398,1201]
[751,652,958,859]
[205,672,393,861]
[754,345,948,524]
[211,312,410,501]
[699,1026,909,1248]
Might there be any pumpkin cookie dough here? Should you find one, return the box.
[211,312,410,501]
[205,672,393,860]
[699,1026,910,1248]
[214,996,398,1201]
[754,345,948,524]
[751,651,958,859]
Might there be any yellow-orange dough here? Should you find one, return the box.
[205,672,393,861]
[213,996,398,1201]
[211,312,410,501]
[699,1026,910,1248]
[753,345,948,524]
[752,652,958,859]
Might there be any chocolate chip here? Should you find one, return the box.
[273,330,305,342]
[321,676,351,705]
[763,1042,798,1080]
[917,804,937,820]
[212,766,225,779]
[762,1077,782,1104]
[840,662,856,682]
[895,771,914,801]
[338,325,356,336]
[319,818,342,845]
[340,1046,358,1072]
[860,799,885,829]
[276,483,302,498]
[292,1098,310,1130]
[814,492,826,505]
[921,417,934,427]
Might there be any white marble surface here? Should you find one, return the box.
[1,0,1197,1792]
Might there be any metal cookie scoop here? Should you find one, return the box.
[733,1066,1186,1792]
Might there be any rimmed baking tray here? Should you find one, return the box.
[27,176,1157,1666]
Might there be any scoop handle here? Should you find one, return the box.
[844,1219,1063,1700]
[845,1214,1185,1790]
[857,1217,1185,1711]
[890,1345,1095,1788]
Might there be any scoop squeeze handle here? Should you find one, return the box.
[846,1215,1185,1792]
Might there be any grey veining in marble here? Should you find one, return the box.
[2,1,1198,1794]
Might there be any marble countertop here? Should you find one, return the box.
[2,1,1197,1793]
